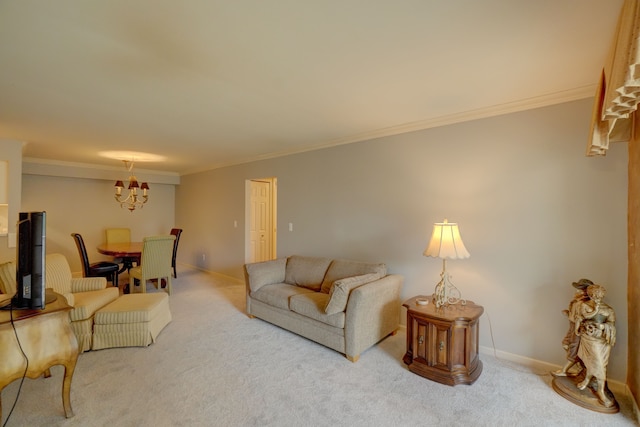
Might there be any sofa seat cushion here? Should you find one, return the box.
[284,255,332,291]
[94,293,169,325]
[245,258,287,292]
[251,283,316,310]
[69,287,119,322]
[320,259,387,293]
[289,293,345,328]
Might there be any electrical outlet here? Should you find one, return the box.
[202,253,206,261]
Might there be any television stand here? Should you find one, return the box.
[0,291,78,420]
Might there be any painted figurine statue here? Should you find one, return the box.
[555,279,592,375]
[552,280,618,412]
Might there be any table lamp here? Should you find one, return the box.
[423,219,470,308]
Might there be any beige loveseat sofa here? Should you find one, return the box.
[244,255,403,362]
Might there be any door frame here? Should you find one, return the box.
[244,177,277,263]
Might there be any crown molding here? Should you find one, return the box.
[338,85,596,143]
[22,157,180,185]
[182,85,596,175]
[15,86,597,178]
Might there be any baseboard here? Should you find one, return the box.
[478,345,637,414]
[178,263,244,285]
[397,325,637,415]
[207,270,244,285]
[479,345,561,375]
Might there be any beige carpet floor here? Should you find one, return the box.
[1,267,638,427]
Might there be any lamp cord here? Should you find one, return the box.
[2,305,30,427]
[485,309,551,377]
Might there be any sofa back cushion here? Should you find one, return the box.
[290,293,345,329]
[320,259,387,294]
[245,258,287,292]
[45,253,73,295]
[284,255,332,291]
[324,273,382,315]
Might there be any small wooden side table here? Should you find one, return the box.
[0,291,79,420]
[403,295,483,386]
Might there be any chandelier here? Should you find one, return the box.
[114,160,149,211]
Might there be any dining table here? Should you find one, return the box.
[96,241,143,274]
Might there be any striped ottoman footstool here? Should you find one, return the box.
[92,293,171,350]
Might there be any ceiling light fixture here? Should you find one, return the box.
[114,159,149,212]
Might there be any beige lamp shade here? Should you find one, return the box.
[423,219,470,260]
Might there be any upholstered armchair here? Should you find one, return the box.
[0,260,16,296]
[45,253,120,352]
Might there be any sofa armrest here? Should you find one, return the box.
[344,274,403,360]
[70,277,108,293]
[244,258,287,293]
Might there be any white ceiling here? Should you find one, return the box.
[0,1,624,175]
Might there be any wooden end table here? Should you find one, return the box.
[0,291,79,420]
[403,295,483,386]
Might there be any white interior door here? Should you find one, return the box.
[248,179,274,263]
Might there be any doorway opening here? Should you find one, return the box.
[245,177,277,263]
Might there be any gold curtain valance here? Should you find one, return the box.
[588,0,640,156]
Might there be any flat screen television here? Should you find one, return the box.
[11,211,46,310]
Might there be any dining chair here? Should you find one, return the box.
[105,228,131,243]
[170,228,183,278]
[129,235,176,295]
[71,233,120,288]
[105,227,139,269]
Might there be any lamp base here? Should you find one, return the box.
[432,271,465,308]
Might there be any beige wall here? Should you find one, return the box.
[176,98,629,381]
[628,117,640,406]
[19,174,176,274]
[0,140,23,262]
